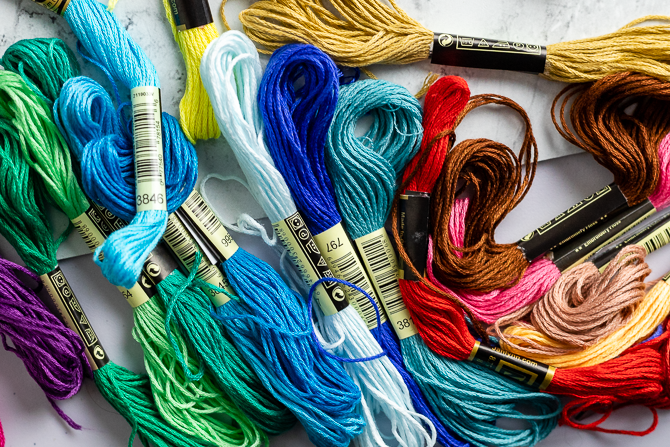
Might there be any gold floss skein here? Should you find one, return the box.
[163,0,220,142]
[240,0,670,83]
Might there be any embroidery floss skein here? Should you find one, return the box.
[201,33,442,447]
[1,38,80,106]
[55,75,294,436]
[0,120,87,429]
[324,77,467,447]
[0,98,208,447]
[260,42,437,447]
[31,0,183,289]
[161,0,220,142]
[491,245,670,368]
[240,1,670,82]
[0,71,264,447]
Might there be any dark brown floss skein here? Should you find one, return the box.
[433,72,670,294]
[430,94,538,293]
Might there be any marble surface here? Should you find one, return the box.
[1,0,670,446]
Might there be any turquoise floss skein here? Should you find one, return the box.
[325,78,468,447]
[259,42,436,447]
[54,75,295,436]
[0,75,210,447]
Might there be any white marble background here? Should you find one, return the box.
[0,0,670,446]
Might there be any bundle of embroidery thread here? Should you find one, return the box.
[161,0,220,142]
[426,71,670,325]
[0,67,269,446]
[0,73,210,447]
[491,245,670,368]
[55,74,295,436]
[240,0,670,82]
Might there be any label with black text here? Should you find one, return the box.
[40,267,109,370]
[398,191,431,281]
[143,243,181,288]
[355,228,417,339]
[131,86,166,213]
[468,341,555,390]
[32,0,70,15]
[181,190,239,260]
[313,223,386,329]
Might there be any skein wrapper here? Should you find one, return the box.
[31,0,70,15]
[517,183,630,261]
[398,191,430,281]
[431,33,546,73]
[167,0,213,31]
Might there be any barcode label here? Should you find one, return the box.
[640,221,670,255]
[164,214,234,307]
[131,86,166,212]
[355,228,417,339]
[182,190,239,259]
[313,223,387,329]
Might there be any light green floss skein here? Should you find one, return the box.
[0,107,207,447]
[0,69,261,447]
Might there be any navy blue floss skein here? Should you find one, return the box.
[326,78,467,447]
[210,247,366,447]
[259,43,436,447]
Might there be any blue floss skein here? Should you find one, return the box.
[57,0,178,288]
[210,247,366,447]
[325,78,467,447]
[259,43,435,447]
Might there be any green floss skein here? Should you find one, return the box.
[0,107,207,447]
[1,38,80,106]
[0,69,263,447]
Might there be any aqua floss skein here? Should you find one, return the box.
[54,75,295,435]
[259,43,435,447]
[325,77,471,447]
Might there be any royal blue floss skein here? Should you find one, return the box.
[259,43,435,447]
[59,0,174,288]
[325,78,467,447]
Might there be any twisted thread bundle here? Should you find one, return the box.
[240,1,670,83]
[259,43,436,447]
[55,75,293,436]
[162,0,220,142]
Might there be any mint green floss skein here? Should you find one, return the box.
[0,69,263,447]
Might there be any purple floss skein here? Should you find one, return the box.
[0,258,90,429]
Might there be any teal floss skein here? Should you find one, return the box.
[325,78,468,447]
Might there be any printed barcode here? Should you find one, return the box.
[359,235,405,315]
[135,158,161,183]
[163,218,208,277]
[132,89,163,185]
[184,192,223,235]
[642,225,670,254]
[334,251,380,328]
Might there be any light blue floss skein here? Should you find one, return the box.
[259,42,436,447]
[59,0,173,288]
[325,78,468,447]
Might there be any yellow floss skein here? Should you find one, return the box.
[163,0,220,143]
[500,273,670,369]
[240,0,670,83]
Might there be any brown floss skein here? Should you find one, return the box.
[430,94,538,293]
[552,72,670,206]
[490,245,651,356]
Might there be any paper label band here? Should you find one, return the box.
[32,0,70,15]
[83,204,156,307]
[273,212,348,316]
[517,183,630,261]
[468,341,555,390]
[131,87,166,213]
[551,199,655,271]
[143,243,181,289]
[313,223,386,329]
[181,191,239,260]
[39,267,109,370]
[431,33,546,73]
[355,228,417,339]
[398,191,431,281]
[168,0,213,31]
[164,214,234,307]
